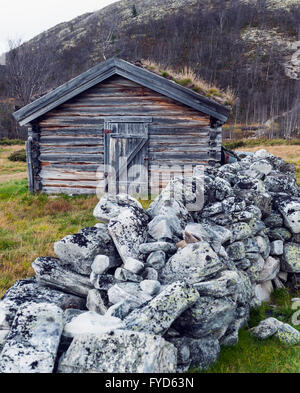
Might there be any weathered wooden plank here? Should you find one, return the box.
[40,146,104,154]
[42,186,97,195]
[103,116,152,123]
[41,162,102,171]
[39,137,103,145]
[40,154,104,163]
[42,179,100,187]
[40,169,100,180]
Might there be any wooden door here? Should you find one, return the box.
[104,117,152,197]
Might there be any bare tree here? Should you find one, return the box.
[5,38,57,106]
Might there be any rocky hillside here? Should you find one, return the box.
[2,0,300,133]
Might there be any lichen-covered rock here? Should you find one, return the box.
[282,243,300,273]
[108,207,149,264]
[249,317,283,340]
[93,193,143,223]
[160,242,225,285]
[264,213,283,228]
[275,323,300,345]
[230,222,253,242]
[275,196,300,234]
[0,302,63,373]
[258,256,280,282]
[250,160,273,175]
[268,227,292,242]
[0,279,85,330]
[226,241,246,261]
[54,225,120,276]
[90,272,116,291]
[105,300,137,320]
[63,311,124,338]
[264,174,299,196]
[193,270,241,298]
[174,296,236,339]
[124,281,199,335]
[169,336,220,372]
[148,215,183,242]
[255,235,270,259]
[147,197,193,227]
[57,330,177,373]
[32,257,93,297]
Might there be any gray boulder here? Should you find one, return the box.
[0,302,63,373]
[54,225,120,276]
[258,256,280,282]
[275,323,300,345]
[58,330,177,373]
[107,282,152,306]
[108,207,149,264]
[282,243,300,273]
[0,279,85,330]
[32,257,93,297]
[93,193,143,223]
[148,215,183,242]
[275,196,300,234]
[174,296,236,339]
[249,317,283,340]
[139,242,177,255]
[160,242,225,285]
[124,281,199,335]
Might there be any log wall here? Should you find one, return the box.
[35,75,220,195]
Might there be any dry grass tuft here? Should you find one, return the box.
[142,59,236,106]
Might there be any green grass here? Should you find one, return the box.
[223,138,300,150]
[196,329,300,373]
[196,287,300,373]
[0,179,99,297]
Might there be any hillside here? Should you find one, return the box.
[1,0,300,136]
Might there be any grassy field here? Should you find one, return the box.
[0,142,299,373]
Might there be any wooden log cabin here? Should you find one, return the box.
[13,58,231,196]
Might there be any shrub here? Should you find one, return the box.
[8,149,26,162]
[0,138,24,146]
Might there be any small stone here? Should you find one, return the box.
[270,240,283,256]
[264,213,283,228]
[107,283,152,306]
[114,267,143,283]
[184,231,199,244]
[90,272,116,290]
[140,280,161,296]
[258,256,280,282]
[226,242,246,261]
[139,242,177,255]
[142,267,158,281]
[105,300,137,320]
[278,272,288,282]
[91,255,119,275]
[63,311,124,338]
[123,258,144,274]
[249,317,283,340]
[250,160,273,175]
[146,251,166,270]
[86,289,107,315]
[230,222,252,242]
[268,227,292,242]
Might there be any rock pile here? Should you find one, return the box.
[0,149,299,373]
